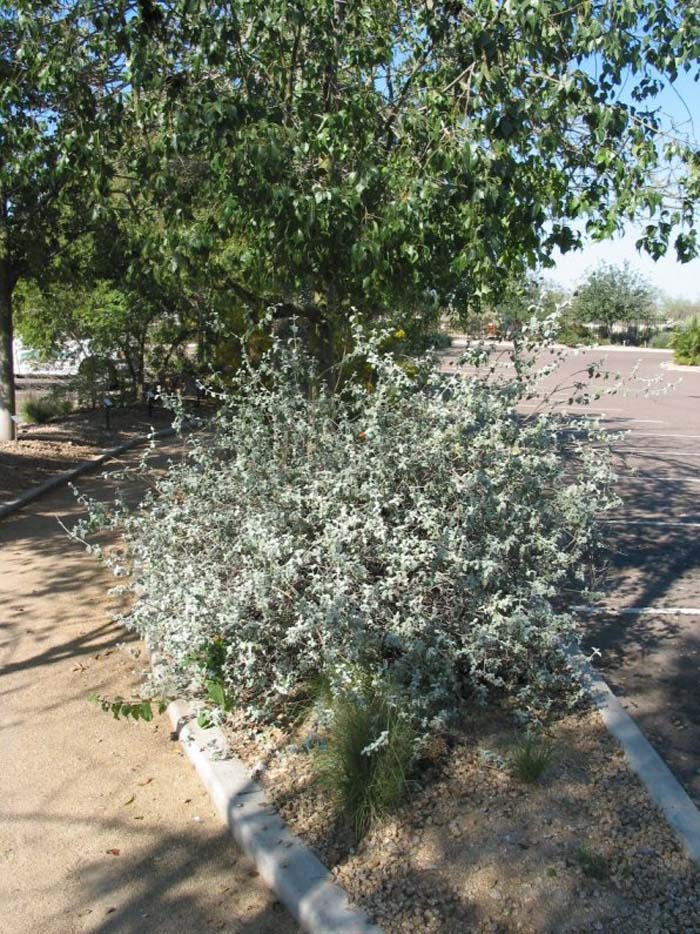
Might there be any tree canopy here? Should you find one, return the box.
[2,0,700,434]
[572,261,658,331]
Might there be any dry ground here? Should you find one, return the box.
[223,705,700,934]
[0,445,298,934]
[0,403,175,504]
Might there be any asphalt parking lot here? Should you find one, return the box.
[568,349,700,806]
[445,343,700,805]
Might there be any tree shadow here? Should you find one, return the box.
[3,810,297,934]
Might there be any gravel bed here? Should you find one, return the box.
[223,707,700,933]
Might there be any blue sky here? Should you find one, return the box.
[548,70,700,301]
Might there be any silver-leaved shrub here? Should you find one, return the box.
[80,318,618,732]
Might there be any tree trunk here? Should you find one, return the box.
[0,262,16,441]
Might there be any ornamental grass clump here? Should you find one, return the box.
[79,317,618,739]
[317,678,417,839]
[510,732,554,783]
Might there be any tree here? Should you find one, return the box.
[0,3,121,438]
[3,1,700,430]
[661,296,700,323]
[117,0,700,373]
[572,261,658,337]
[14,208,204,398]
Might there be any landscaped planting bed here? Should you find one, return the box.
[80,324,700,932]
[0,403,174,503]
[222,704,700,933]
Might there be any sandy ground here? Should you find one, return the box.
[0,404,176,504]
[0,443,298,934]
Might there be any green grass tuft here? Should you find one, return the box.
[510,732,553,783]
[316,683,416,839]
[576,846,608,880]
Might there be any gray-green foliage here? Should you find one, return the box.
[78,320,618,734]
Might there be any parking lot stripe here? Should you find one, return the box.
[603,518,700,527]
[575,606,700,616]
[619,449,700,457]
[630,475,700,483]
[621,433,700,440]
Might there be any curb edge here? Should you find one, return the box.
[0,427,176,520]
[571,649,700,866]
[167,699,382,934]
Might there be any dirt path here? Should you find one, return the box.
[0,446,298,934]
[0,403,176,504]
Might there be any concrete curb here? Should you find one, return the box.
[570,649,700,865]
[0,427,177,520]
[449,338,674,355]
[167,699,383,934]
[661,361,700,374]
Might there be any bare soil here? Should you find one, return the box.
[0,441,298,934]
[0,403,174,503]
[223,706,700,933]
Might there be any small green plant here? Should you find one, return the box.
[185,638,236,726]
[510,732,554,783]
[317,681,416,839]
[648,330,673,349]
[89,693,167,722]
[672,315,700,365]
[576,846,608,880]
[20,393,73,425]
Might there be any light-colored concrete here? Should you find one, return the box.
[169,700,382,934]
[571,651,700,865]
[0,450,299,934]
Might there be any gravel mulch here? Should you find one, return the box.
[223,706,700,933]
[0,404,174,503]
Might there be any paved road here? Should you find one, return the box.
[444,344,700,805]
[0,444,298,934]
[570,350,700,807]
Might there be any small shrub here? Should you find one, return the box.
[510,733,554,783]
[20,393,73,425]
[75,355,121,407]
[576,846,608,880]
[672,316,700,365]
[557,320,594,347]
[648,330,673,349]
[316,680,416,838]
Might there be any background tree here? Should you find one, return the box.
[4,0,700,431]
[0,3,121,438]
[572,261,658,338]
[661,296,700,323]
